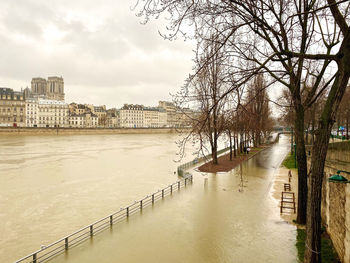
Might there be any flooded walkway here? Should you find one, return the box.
[1,134,296,263]
[51,135,296,263]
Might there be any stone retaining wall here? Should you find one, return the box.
[0,127,181,136]
[308,141,350,263]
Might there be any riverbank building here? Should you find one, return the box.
[0,87,26,127]
[37,99,69,128]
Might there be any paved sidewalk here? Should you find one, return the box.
[272,166,298,223]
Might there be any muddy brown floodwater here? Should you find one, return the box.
[0,134,296,263]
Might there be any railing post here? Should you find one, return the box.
[152,194,154,204]
[90,225,93,237]
[185,177,187,186]
[110,215,113,226]
[140,200,143,210]
[65,237,69,250]
[170,184,173,194]
[178,181,180,190]
[162,189,164,198]
[126,207,129,217]
[33,253,37,263]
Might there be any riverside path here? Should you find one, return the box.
[49,135,296,263]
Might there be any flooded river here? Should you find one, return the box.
[0,134,296,263]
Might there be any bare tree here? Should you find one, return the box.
[245,74,272,147]
[179,38,229,164]
[135,1,350,261]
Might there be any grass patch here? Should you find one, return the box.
[296,229,338,262]
[296,229,306,261]
[282,152,297,169]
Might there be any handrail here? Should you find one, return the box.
[177,147,231,176]
[14,175,193,263]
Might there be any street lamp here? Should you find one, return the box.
[328,170,350,183]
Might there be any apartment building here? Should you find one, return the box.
[69,103,91,115]
[106,108,119,128]
[0,88,25,127]
[25,98,39,127]
[158,101,176,127]
[37,99,69,128]
[143,107,167,128]
[120,104,144,128]
[158,101,195,127]
[69,113,98,128]
[93,105,107,127]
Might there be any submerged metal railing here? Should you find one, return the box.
[177,147,231,176]
[15,175,193,263]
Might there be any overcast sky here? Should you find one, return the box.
[0,0,195,108]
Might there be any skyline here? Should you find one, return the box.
[0,0,195,109]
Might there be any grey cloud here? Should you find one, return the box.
[0,0,195,108]
[0,0,54,38]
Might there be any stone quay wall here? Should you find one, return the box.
[308,141,350,263]
[0,127,182,136]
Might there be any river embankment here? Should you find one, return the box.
[0,127,185,136]
[198,146,270,173]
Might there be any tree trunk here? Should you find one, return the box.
[311,106,316,146]
[229,130,233,161]
[240,133,243,153]
[304,124,331,263]
[212,143,218,164]
[311,116,315,145]
[212,130,218,164]
[294,106,308,225]
[304,34,350,261]
[234,134,237,157]
[233,132,237,158]
[305,122,309,145]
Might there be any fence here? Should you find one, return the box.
[14,175,193,263]
[177,147,231,176]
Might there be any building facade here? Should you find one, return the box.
[25,99,39,127]
[69,113,98,128]
[158,101,194,127]
[158,101,176,127]
[106,108,119,128]
[0,88,25,127]
[37,99,69,128]
[119,104,168,128]
[120,104,144,128]
[175,107,195,128]
[93,105,107,127]
[143,107,167,128]
[69,103,91,115]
